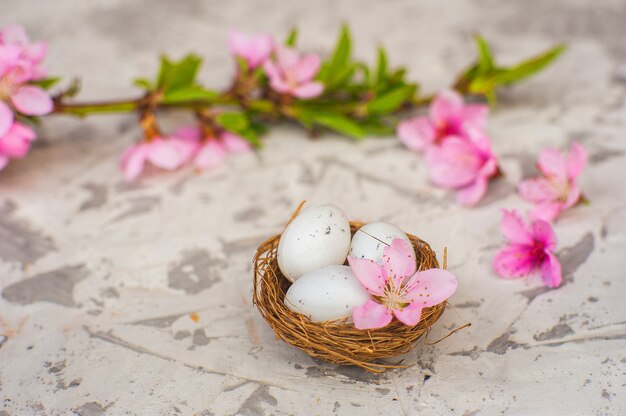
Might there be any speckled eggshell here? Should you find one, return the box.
[349,221,410,264]
[284,265,370,322]
[277,204,351,282]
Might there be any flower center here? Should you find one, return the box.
[379,279,410,311]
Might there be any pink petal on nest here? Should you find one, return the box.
[347,256,386,296]
[0,101,14,137]
[531,219,557,250]
[382,238,416,287]
[11,85,53,115]
[393,303,423,326]
[352,300,393,330]
[519,178,558,204]
[493,244,537,278]
[405,269,458,308]
[540,251,562,288]
[429,90,463,124]
[567,142,587,179]
[292,81,324,99]
[397,117,435,151]
[500,210,533,245]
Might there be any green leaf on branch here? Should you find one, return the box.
[489,44,566,85]
[157,54,202,93]
[285,28,298,46]
[318,24,353,89]
[374,47,388,86]
[162,86,218,104]
[475,35,495,75]
[30,77,61,90]
[216,112,250,132]
[366,84,416,114]
[304,111,365,139]
[133,78,153,90]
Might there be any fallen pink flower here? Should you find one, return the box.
[263,46,323,99]
[0,121,36,171]
[228,29,274,69]
[425,129,499,206]
[348,238,457,330]
[120,136,195,182]
[519,142,587,222]
[174,126,251,171]
[397,90,487,151]
[493,210,562,288]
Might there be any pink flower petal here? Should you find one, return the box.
[404,268,458,307]
[397,117,435,151]
[519,178,558,204]
[529,203,562,223]
[276,46,299,68]
[173,125,201,142]
[393,303,423,326]
[352,300,393,330]
[425,136,482,188]
[11,85,53,115]
[540,251,562,288]
[292,54,320,83]
[538,148,567,182]
[0,101,14,137]
[120,144,148,182]
[430,90,463,124]
[460,104,488,130]
[292,82,324,99]
[1,24,29,45]
[170,136,198,163]
[0,122,35,157]
[194,140,226,171]
[562,183,581,210]
[567,142,587,179]
[382,238,416,287]
[221,132,251,153]
[493,244,537,278]
[146,139,185,170]
[500,210,533,245]
[530,219,557,250]
[0,155,8,171]
[456,177,488,206]
[347,256,386,296]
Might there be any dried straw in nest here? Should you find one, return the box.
[253,214,450,373]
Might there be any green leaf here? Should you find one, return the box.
[133,78,153,90]
[285,28,298,46]
[30,77,61,90]
[307,112,365,139]
[375,47,388,85]
[318,24,352,87]
[215,112,250,132]
[157,54,203,92]
[475,35,495,75]
[492,44,566,85]
[366,85,416,114]
[162,86,218,103]
[157,56,174,88]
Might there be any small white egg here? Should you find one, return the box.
[349,221,410,264]
[277,204,351,282]
[284,265,370,322]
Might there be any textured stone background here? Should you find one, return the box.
[1,1,625,415]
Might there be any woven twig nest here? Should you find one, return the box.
[253,220,447,373]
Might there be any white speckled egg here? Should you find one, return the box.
[284,265,370,322]
[277,204,351,282]
[349,221,410,263]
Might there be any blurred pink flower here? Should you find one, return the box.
[493,210,562,288]
[425,129,499,206]
[397,90,487,151]
[348,238,457,330]
[519,142,587,222]
[0,121,36,171]
[120,136,195,182]
[228,29,273,69]
[174,126,251,171]
[263,46,323,99]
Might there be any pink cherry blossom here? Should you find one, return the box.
[519,142,587,222]
[228,29,273,69]
[425,129,500,206]
[397,90,487,151]
[174,126,251,171]
[263,46,324,99]
[348,238,457,330]
[120,136,195,182]
[493,210,562,288]
[0,121,36,171]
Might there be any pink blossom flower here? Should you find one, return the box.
[263,46,323,99]
[347,238,457,330]
[120,136,195,182]
[0,121,36,171]
[493,210,562,288]
[425,129,500,206]
[228,29,273,69]
[397,90,487,151]
[0,24,52,137]
[174,126,251,171]
[519,143,587,222]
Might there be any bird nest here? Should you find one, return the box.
[253,216,448,373]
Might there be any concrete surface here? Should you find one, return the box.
[1,1,625,415]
